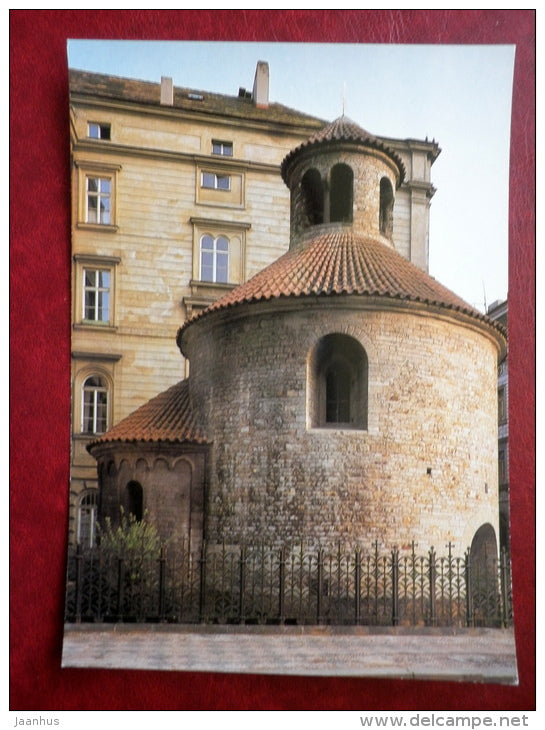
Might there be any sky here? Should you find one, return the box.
[68,40,515,313]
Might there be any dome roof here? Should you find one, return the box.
[177,231,505,348]
[281,115,406,185]
[87,379,209,451]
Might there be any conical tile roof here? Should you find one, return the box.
[281,115,405,184]
[178,232,503,346]
[87,379,209,451]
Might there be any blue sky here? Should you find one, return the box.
[68,40,515,312]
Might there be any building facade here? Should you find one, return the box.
[488,298,509,552]
[69,63,440,546]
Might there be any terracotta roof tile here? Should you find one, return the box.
[281,116,405,184]
[178,232,503,341]
[87,379,208,450]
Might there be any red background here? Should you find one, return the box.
[9,10,535,711]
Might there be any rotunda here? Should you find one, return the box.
[90,116,506,557]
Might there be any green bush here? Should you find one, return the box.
[98,507,162,559]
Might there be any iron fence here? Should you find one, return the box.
[64,540,513,628]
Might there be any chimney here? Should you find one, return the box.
[160,76,173,106]
[252,61,269,108]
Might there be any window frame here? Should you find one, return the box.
[212,140,233,157]
[82,266,112,324]
[77,490,99,547]
[88,122,111,140]
[201,171,231,191]
[75,161,120,231]
[199,233,230,284]
[81,374,110,435]
[73,254,120,330]
[308,333,368,431]
[86,174,112,225]
[498,386,507,424]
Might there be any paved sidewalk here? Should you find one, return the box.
[62,624,518,683]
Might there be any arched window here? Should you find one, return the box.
[77,490,98,547]
[81,375,109,434]
[200,234,229,283]
[301,168,324,227]
[126,481,143,522]
[309,333,368,429]
[379,177,394,238]
[329,164,353,223]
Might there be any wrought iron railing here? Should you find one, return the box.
[64,541,513,628]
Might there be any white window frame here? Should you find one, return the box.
[201,171,231,191]
[81,375,109,435]
[200,234,230,283]
[212,140,233,157]
[82,267,111,324]
[74,254,120,329]
[88,122,111,140]
[75,161,120,230]
[86,175,112,225]
[77,491,99,547]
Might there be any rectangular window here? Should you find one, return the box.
[201,172,231,191]
[212,140,233,157]
[86,176,111,224]
[77,492,98,548]
[83,268,111,323]
[82,377,109,434]
[498,386,507,424]
[498,449,507,485]
[88,122,111,140]
[200,234,229,283]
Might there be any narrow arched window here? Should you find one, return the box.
[81,375,109,434]
[77,491,98,547]
[126,481,143,522]
[309,333,368,429]
[301,168,323,227]
[329,164,353,223]
[200,234,229,283]
[379,177,394,238]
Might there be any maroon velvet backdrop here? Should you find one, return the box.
[10,9,535,711]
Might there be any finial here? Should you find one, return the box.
[342,82,346,116]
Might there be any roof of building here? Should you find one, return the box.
[87,379,209,451]
[69,69,326,130]
[177,231,505,345]
[281,115,406,184]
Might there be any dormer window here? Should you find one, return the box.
[88,122,111,140]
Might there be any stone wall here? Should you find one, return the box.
[97,444,207,551]
[184,299,501,554]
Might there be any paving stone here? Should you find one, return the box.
[62,625,518,683]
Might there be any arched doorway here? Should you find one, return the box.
[469,523,499,626]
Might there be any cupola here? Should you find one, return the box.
[280,116,406,250]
